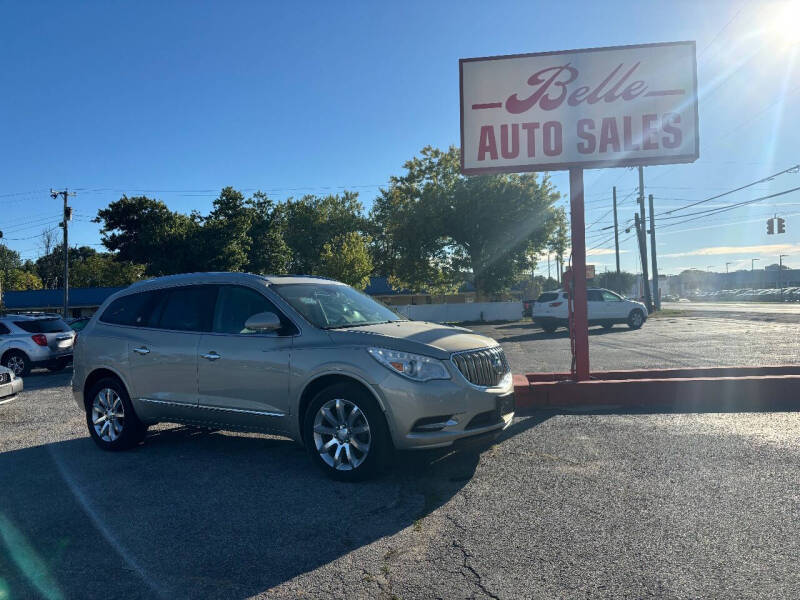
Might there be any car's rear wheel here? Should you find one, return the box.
[86,377,145,451]
[602,321,614,330]
[627,309,645,330]
[303,382,389,481]
[541,323,558,333]
[3,351,30,377]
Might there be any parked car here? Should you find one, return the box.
[0,314,75,376]
[532,288,648,333]
[69,317,91,332]
[72,273,515,480]
[0,364,23,403]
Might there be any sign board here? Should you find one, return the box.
[563,265,595,281]
[460,41,698,174]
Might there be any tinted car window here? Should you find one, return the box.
[100,291,159,326]
[537,292,559,302]
[602,291,622,301]
[587,290,604,302]
[148,285,217,332]
[0,323,9,335]
[14,318,71,333]
[213,286,295,335]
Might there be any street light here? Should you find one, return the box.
[779,254,789,300]
[751,258,760,295]
[725,262,732,274]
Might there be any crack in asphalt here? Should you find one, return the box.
[452,539,500,600]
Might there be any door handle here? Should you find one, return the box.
[132,346,150,355]
[201,352,221,361]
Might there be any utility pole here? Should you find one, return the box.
[547,253,551,280]
[637,166,649,302]
[647,193,659,310]
[751,257,759,295]
[50,189,74,319]
[634,213,653,312]
[612,186,620,283]
[779,254,788,300]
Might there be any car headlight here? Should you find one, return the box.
[367,347,451,382]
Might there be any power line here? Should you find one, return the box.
[657,186,800,231]
[656,164,799,217]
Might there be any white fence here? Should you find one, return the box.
[393,301,523,323]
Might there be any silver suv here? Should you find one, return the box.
[72,272,515,480]
[0,314,76,376]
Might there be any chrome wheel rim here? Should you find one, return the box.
[313,398,371,471]
[92,388,125,442]
[7,356,24,376]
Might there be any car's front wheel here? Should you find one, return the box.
[303,382,389,481]
[86,377,146,451]
[627,309,645,330]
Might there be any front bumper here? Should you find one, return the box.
[0,377,23,400]
[373,372,515,450]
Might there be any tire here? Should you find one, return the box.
[627,309,645,330]
[541,323,558,334]
[303,382,390,482]
[602,322,614,330]
[3,351,31,377]
[85,377,145,451]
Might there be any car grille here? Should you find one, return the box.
[452,347,510,387]
[0,373,9,384]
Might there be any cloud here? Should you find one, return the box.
[661,243,800,259]
[587,248,628,256]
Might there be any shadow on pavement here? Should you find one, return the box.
[0,415,549,599]
[19,369,73,392]
[495,325,629,343]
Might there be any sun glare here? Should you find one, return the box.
[764,1,800,50]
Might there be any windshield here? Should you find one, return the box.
[272,283,405,329]
[14,318,70,333]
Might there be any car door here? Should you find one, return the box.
[586,290,605,321]
[601,290,627,319]
[196,285,297,431]
[126,285,217,416]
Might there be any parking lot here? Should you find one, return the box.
[1,312,798,599]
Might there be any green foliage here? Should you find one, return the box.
[283,192,367,275]
[246,192,292,275]
[95,196,199,275]
[371,146,560,297]
[593,270,638,294]
[547,207,569,281]
[34,245,144,289]
[318,232,373,290]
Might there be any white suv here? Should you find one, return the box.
[532,288,648,333]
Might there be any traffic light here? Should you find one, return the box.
[767,218,774,234]
[777,217,786,234]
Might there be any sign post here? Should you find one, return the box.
[460,41,698,381]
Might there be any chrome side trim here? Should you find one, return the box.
[414,419,459,431]
[139,397,285,418]
[198,404,285,418]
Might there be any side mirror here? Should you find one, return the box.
[244,311,282,332]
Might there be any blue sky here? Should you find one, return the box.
[1,0,798,275]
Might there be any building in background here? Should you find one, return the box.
[1,287,124,318]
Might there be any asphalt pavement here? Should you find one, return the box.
[1,313,798,599]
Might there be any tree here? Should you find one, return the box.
[197,187,252,272]
[70,253,144,287]
[547,207,569,283]
[593,270,638,294]
[7,269,43,291]
[283,192,367,275]
[372,146,560,297]
[95,195,200,275]
[0,245,23,292]
[246,192,292,274]
[318,232,373,289]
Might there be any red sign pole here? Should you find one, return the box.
[569,167,590,381]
